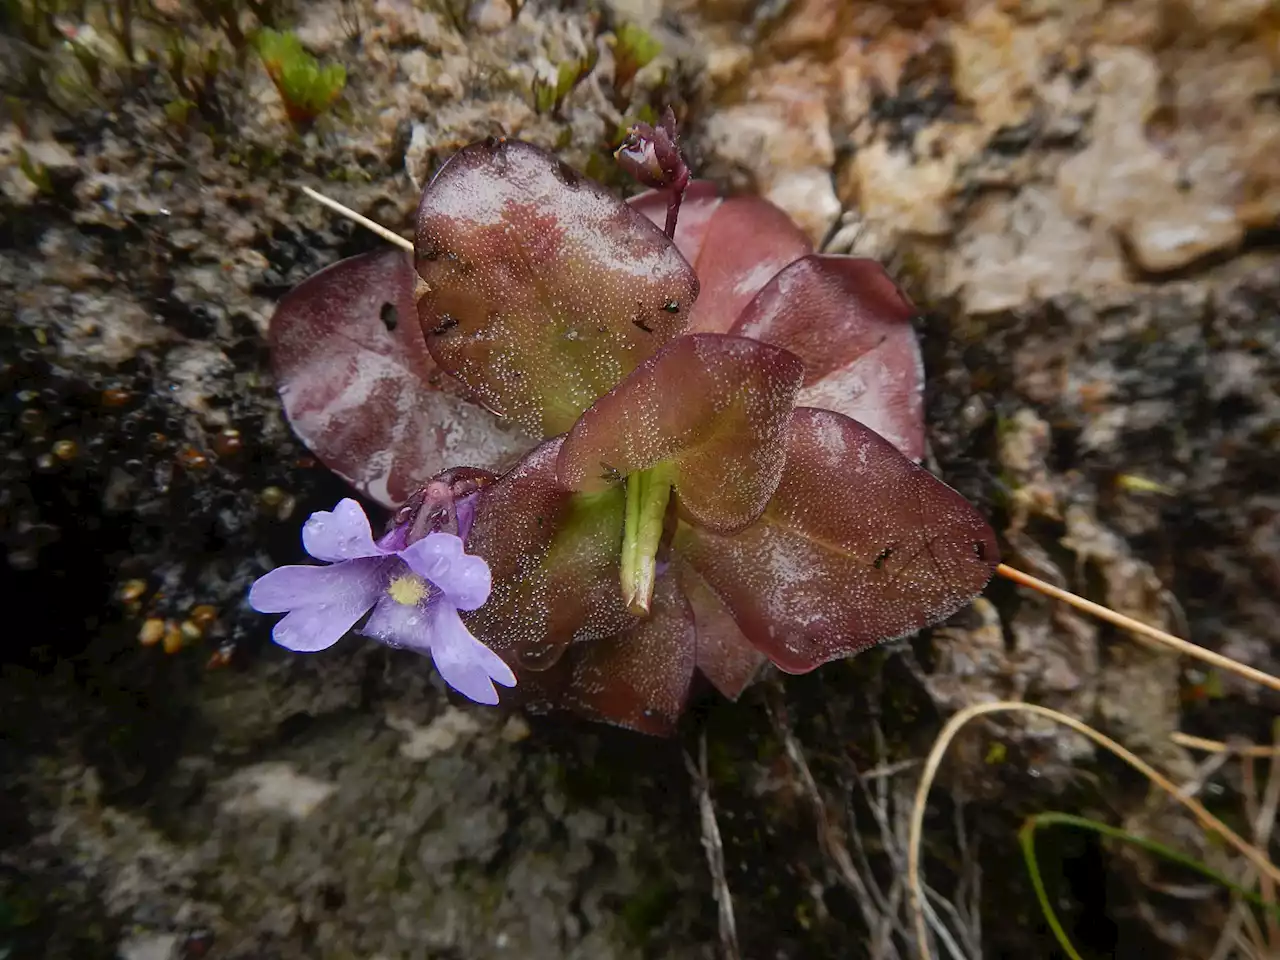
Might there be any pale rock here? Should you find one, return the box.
[945,186,1126,315]
[401,49,466,99]
[0,128,79,204]
[703,41,752,88]
[701,76,840,243]
[221,762,338,819]
[1057,46,1244,273]
[850,140,955,238]
[703,76,835,177]
[117,933,180,960]
[833,27,921,132]
[603,0,664,25]
[292,2,349,52]
[768,0,842,56]
[669,0,754,18]
[764,168,841,246]
[164,341,235,425]
[1180,0,1272,31]
[1165,48,1280,231]
[1127,206,1242,274]
[1093,0,1164,46]
[49,293,171,366]
[387,707,484,760]
[500,714,532,743]
[469,0,513,33]
[949,4,1051,131]
[22,138,78,174]
[367,0,453,51]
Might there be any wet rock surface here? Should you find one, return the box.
[2,1,1278,957]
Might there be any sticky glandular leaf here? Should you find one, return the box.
[731,254,926,462]
[414,138,699,437]
[464,437,634,672]
[680,562,766,700]
[674,407,999,674]
[499,571,696,736]
[268,248,530,507]
[557,334,805,533]
[561,572,696,735]
[630,181,813,334]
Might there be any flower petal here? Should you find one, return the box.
[361,592,432,654]
[270,604,360,653]
[429,603,517,705]
[257,559,387,652]
[454,491,479,543]
[301,498,383,562]
[398,533,492,610]
[247,557,386,613]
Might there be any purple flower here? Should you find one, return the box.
[248,498,516,705]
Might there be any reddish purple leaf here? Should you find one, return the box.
[630,181,813,334]
[414,138,700,437]
[501,571,696,736]
[675,407,999,674]
[680,562,766,700]
[268,248,530,508]
[731,254,926,462]
[557,334,805,533]
[561,572,696,735]
[463,437,634,672]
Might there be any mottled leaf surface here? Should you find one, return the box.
[269,248,530,507]
[558,334,804,532]
[464,437,632,672]
[676,407,999,673]
[731,254,926,461]
[631,182,812,334]
[415,139,700,437]
[681,562,766,700]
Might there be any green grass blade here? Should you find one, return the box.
[1020,811,1280,960]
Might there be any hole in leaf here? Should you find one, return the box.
[554,159,581,188]
[379,302,398,332]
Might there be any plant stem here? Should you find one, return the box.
[619,462,674,615]
[663,179,686,240]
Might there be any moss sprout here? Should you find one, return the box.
[531,47,598,116]
[17,146,53,195]
[254,28,346,127]
[609,23,660,104]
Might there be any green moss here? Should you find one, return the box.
[610,23,660,100]
[17,147,53,195]
[620,876,677,943]
[531,48,598,116]
[160,37,228,127]
[254,28,346,127]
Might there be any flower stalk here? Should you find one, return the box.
[619,462,675,615]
